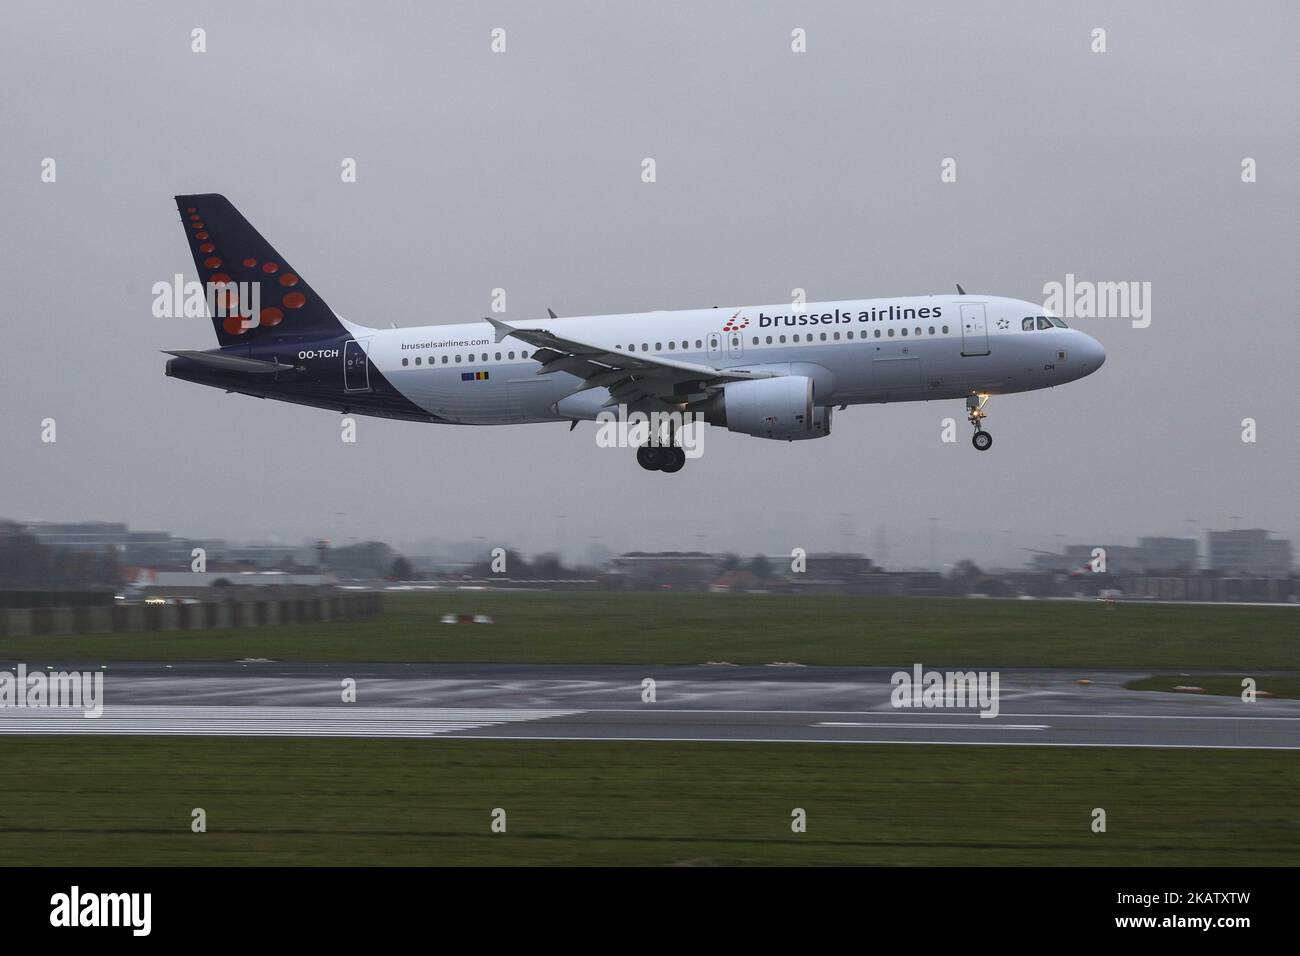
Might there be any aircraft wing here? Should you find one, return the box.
[484,316,773,406]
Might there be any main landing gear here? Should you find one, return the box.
[967,393,993,451]
[637,416,688,473]
[637,444,686,473]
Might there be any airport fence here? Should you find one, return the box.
[0,589,382,637]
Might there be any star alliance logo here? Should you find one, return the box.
[996,317,1010,329]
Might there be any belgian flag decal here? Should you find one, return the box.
[461,371,489,382]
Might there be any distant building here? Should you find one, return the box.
[1031,537,1198,574]
[25,521,129,551]
[609,551,724,589]
[1135,537,1199,572]
[800,552,876,578]
[22,521,317,571]
[145,571,334,588]
[783,553,877,592]
[24,520,212,568]
[1207,529,1293,576]
[222,543,307,567]
[131,570,336,600]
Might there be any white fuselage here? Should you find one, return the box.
[345,294,1105,425]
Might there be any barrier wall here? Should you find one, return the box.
[0,591,382,637]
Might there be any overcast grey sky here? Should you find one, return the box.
[1,1,1296,567]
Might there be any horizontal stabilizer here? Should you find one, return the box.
[162,350,294,374]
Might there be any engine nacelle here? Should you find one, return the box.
[699,376,832,440]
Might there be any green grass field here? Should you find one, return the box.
[3,592,1296,668]
[1,737,1295,866]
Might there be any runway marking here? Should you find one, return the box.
[425,734,1300,751]
[575,708,1300,721]
[0,706,577,738]
[817,721,1047,730]
[0,706,1294,749]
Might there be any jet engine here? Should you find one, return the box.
[697,376,832,440]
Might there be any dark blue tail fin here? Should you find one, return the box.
[174,194,346,347]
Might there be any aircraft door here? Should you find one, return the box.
[344,338,371,391]
[960,304,990,356]
[726,330,744,358]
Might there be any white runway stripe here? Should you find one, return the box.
[0,706,578,738]
[816,721,1048,730]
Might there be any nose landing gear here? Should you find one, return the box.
[967,393,993,451]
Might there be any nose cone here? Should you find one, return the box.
[1079,333,1106,375]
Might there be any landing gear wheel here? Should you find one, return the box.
[660,447,686,473]
[966,393,993,452]
[636,446,665,471]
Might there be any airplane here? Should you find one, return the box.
[164,194,1105,473]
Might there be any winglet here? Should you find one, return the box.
[484,316,516,343]
[956,283,966,295]
[547,308,558,319]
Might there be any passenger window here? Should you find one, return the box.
[752,337,758,345]
[793,334,800,343]
[454,354,461,363]
[681,340,688,348]
[1037,317,1053,330]
[655,342,662,350]
[928,326,935,335]
[695,339,702,348]
[888,328,894,337]
[847,331,854,339]
[915,327,922,335]
[508,352,514,359]
[779,335,786,343]
[1023,317,1035,331]
[668,341,675,350]
[833,332,840,340]
[942,325,949,334]
[901,328,908,336]
[495,352,501,360]
[522,350,529,358]
[442,355,448,363]
[874,329,881,338]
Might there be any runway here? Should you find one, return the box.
[1,662,1297,749]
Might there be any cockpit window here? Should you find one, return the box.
[1049,316,1068,328]
[1036,317,1053,330]
[1022,317,1035,331]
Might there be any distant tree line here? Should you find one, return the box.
[325,541,399,579]
[463,550,589,580]
[0,521,121,587]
